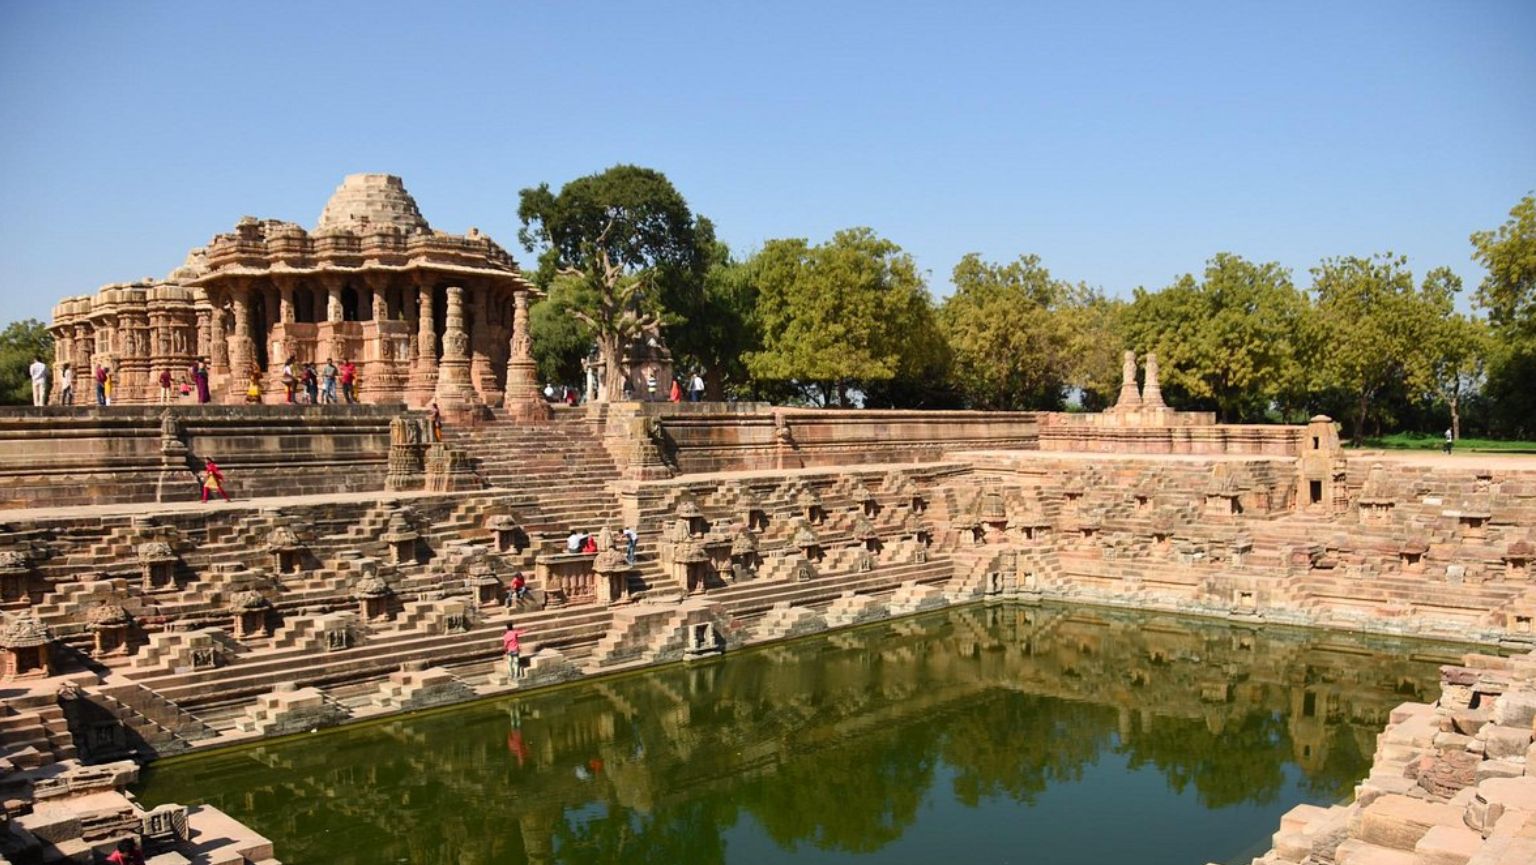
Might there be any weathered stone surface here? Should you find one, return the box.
[1355,795,1465,850]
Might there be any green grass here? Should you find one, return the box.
[1357,432,1536,454]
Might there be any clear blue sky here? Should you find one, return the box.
[1,1,1532,324]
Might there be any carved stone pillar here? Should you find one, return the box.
[503,288,549,422]
[1141,352,1168,410]
[468,285,499,403]
[408,276,438,406]
[361,272,400,402]
[432,286,478,414]
[227,282,256,402]
[207,290,229,374]
[52,326,71,403]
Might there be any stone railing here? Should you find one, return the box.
[0,405,398,509]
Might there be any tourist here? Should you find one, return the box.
[194,360,211,404]
[302,362,318,405]
[543,383,555,401]
[565,530,585,553]
[689,372,705,402]
[565,386,578,407]
[105,838,145,865]
[581,533,598,554]
[429,402,443,442]
[94,364,107,406]
[623,526,638,565]
[158,367,173,404]
[1444,428,1454,455]
[502,621,526,678]
[281,356,297,404]
[200,458,231,503]
[245,365,262,404]
[28,356,47,406]
[622,376,635,400]
[322,358,338,404]
[103,366,114,405]
[645,370,657,400]
[668,377,681,403]
[58,363,73,405]
[510,572,530,602]
[340,358,357,403]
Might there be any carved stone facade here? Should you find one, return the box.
[49,174,540,412]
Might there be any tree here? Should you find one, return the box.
[1121,254,1306,422]
[0,319,53,405]
[1471,193,1536,339]
[937,254,1077,410]
[1058,285,1126,411]
[744,228,936,407]
[667,233,762,400]
[527,274,594,389]
[1309,254,1444,444]
[517,165,708,401]
[1427,311,1492,441]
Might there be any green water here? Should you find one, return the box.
[135,604,1465,865]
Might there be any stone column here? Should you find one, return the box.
[503,288,550,422]
[432,286,478,414]
[361,272,399,401]
[52,326,71,403]
[326,282,343,323]
[1142,352,1168,410]
[1112,350,1141,412]
[228,282,256,402]
[467,285,499,402]
[207,291,229,374]
[407,276,438,405]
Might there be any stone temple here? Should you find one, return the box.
[4,178,1536,864]
[47,174,545,417]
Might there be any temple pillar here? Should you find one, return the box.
[503,288,549,422]
[468,284,499,403]
[317,275,349,366]
[207,289,229,375]
[407,275,438,406]
[1141,352,1169,412]
[227,282,256,403]
[361,272,401,403]
[432,286,478,415]
[267,279,298,396]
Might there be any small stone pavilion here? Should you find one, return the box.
[48,174,545,417]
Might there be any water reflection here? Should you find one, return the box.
[135,604,1461,865]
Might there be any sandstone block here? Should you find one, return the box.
[1415,823,1484,865]
[1491,690,1536,731]
[1465,776,1536,836]
[1356,795,1466,850]
[1481,726,1534,761]
[1335,838,1425,865]
[1475,761,1526,785]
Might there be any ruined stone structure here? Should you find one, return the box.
[48,175,545,417]
[11,237,1536,863]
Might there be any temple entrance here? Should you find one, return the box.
[251,293,269,369]
[342,285,361,322]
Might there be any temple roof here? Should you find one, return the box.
[317,174,431,233]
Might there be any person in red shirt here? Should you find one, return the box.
[157,368,173,404]
[106,838,145,865]
[502,622,526,678]
[510,572,529,602]
[668,377,682,403]
[581,534,597,554]
[340,359,357,403]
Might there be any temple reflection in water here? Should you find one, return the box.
[135,604,1461,865]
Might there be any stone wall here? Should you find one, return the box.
[0,406,400,508]
[620,403,1043,474]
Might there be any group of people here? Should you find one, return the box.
[548,372,709,404]
[268,357,359,405]
[565,527,639,564]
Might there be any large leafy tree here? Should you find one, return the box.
[937,254,1077,410]
[1471,193,1536,338]
[1310,254,1446,444]
[668,235,762,400]
[0,319,53,405]
[1122,254,1306,422]
[744,228,937,407]
[517,165,709,401]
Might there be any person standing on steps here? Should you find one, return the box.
[668,377,682,403]
[623,526,638,565]
[194,359,211,404]
[322,358,338,404]
[689,372,705,403]
[1444,428,1454,455]
[28,356,47,406]
[429,402,443,442]
[158,367,173,404]
[59,363,73,405]
[503,621,526,678]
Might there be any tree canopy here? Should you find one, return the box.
[0,319,52,405]
[745,228,939,406]
[517,165,709,399]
